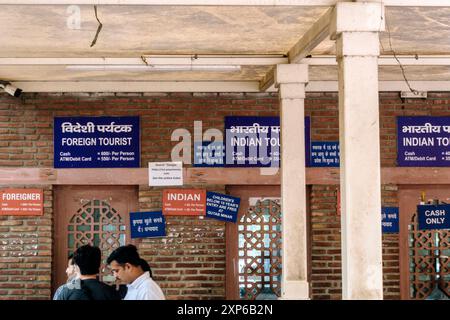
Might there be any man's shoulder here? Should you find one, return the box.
[82,279,121,300]
[136,278,165,300]
[61,286,90,300]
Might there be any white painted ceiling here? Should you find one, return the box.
[0,4,449,89]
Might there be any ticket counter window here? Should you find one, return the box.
[408,213,450,299]
[53,186,138,292]
[237,198,282,300]
[67,199,127,282]
[399,186,450,300]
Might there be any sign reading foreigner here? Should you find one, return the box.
[206,191,240,223]
[0,189,43,216]
[162,189,206,216]
[418,204,450,230]
[54,116,140,168]
[397,116,450,166]
[130,211,166,239]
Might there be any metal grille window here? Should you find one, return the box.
[408,213,450,299]
[67,199,126,282]
[237,198,282,300]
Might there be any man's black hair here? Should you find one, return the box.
[139,258,152,277]
[68,253,74,265]
[73,244,101,275]
[107,244,141,266]
[107,245,153,276]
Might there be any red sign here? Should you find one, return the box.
[163,189,206,216]
[0,189,44,216]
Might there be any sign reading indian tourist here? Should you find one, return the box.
[206,192,240,223]
[0,189,43,216]
[381,207,399,233]
[129,211,166,238]
[224,116,281,167]
[149,162,183,186]
[417,204,450,230]
[162,189,206,216]
[397,116,450,166]
[54,116,140,168]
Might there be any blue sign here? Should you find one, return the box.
[397,116,450,167]
[418,204,450,230]
[130,211,166,239]
[305,116,311,167]
[381,207,399,233]
[206,192,240,223]
[193,141,225,167]
[224,116,311,167]
[54,116,140,168]
[310,141,340,167]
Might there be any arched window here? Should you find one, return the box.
[67,199,126,282]
[237,198,282,300]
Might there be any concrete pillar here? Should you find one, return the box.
[331,2,385,299]
[275,64,309,299]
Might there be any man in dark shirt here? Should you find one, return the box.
[57,244,120,300]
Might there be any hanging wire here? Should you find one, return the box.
[381,7,419,94]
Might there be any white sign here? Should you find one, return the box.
[149,162,183,186]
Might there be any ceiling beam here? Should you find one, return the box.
[0,1,336,6]
[12,81,278,93]
[9,80,450,93]
[288,7,333,64]
[0,56,288,66]
[259,7,332,91]
[0,0,446,6]
[259,67,275,92]
[2,56,450,66]
[305,81,450,92]
[302,56,450,66]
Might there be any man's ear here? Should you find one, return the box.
[124,263,132,270]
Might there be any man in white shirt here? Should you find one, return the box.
[107,244,165,300]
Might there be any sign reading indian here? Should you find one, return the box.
[162,189,206,216]
[0,189,44,216]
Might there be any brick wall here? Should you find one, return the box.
[0,91,449,299]
[138,185,227,300]
[0,92,279,300]
[0,185,52,300]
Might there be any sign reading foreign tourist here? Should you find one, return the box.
[381,207,399,233]
[130,211,166,239]
[163,189,206,216]
[206,192,240,223]
[0,189,43,216]
[310,141,340,167]
[418,204,450,230]
[397,116,450,166]
[149,161,183,186]
[54,116,140,168]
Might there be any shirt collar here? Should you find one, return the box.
[127,271,149,289]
